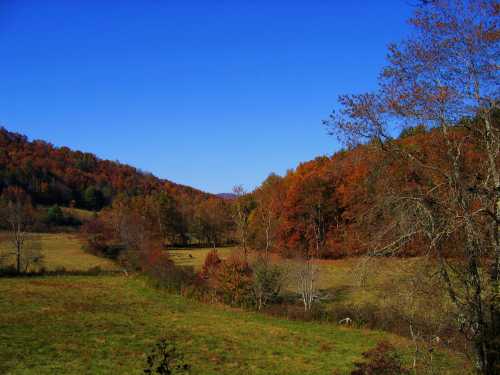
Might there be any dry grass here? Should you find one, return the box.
[61,206,96,221]
[168,246,237,269]
[0,233,118,271]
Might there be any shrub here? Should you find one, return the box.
[267,303,327,322]
[80,217,112,255]
[251,258,285,310]
[86,266,102,275]
[143,248,196,293]
[214,255,253,306]
[47,205,65,225]
[54,266,67,274]
[199,249,222,282]
[350,341,409,375]
[144,338,190,374]
[0,265,18,276]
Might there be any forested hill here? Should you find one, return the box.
[0,127,210,209]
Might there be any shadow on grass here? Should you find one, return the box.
[319,286,353,303]
[0,265,124,278]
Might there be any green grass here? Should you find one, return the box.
[0,236,469,374]
[0,233,118,272]
[0,275,401,375]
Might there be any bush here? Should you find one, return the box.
[251,258,285,310]
[199,249,222,282]
[350,341,409,375]
[86,266,102,275]
[213,255,253,306]
[144,338,190,374]
[264,302,327,322]
[47,205,65,225]
[80,217,112,255]
[144,251,195,293]
[0,265,18,276]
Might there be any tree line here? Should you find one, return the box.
[0,127,209,210]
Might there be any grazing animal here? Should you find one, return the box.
[432,336,441,344]
[339,317,353,325]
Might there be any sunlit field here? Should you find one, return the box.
[167,246,237,268]
[1,274,469,375]
[0,233,118,272]
[0,235,470,374]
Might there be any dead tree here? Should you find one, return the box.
[232,185,254,259]
[296,258,319,312]
[1,187,37,273]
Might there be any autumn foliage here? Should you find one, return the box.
[350,342,409,375]
[0,127,210,211]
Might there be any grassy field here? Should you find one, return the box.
[169,248,459,358]
[167,246,237,268]
[61,206,96,221]
[0,233,118,272]
[0,235,469,374]
[167,247,440,305]
[1,274,469,375]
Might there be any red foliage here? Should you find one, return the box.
[200,252,253,306]
[252,125,489,259]
[0,127,210,210]
[200,249,222,280]
[351,342,409,375]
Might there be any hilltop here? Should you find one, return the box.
[0,127,211,210]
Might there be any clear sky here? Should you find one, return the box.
[0,1,412,193]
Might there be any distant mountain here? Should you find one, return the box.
[216,193,237,200]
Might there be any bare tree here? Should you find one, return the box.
[296,258,319,312]
[251,173,284,258]
[325,1,499,373]
[254,192,278,258]
[256,198,274,257]
[382,260,450,374]
[232,185,254,258]
[352,256,374,289]
[1,187,40,273]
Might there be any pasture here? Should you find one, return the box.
[1,274,469,374]
[0,234,469,374]
[0,233,118,272]
[167,246,236,268]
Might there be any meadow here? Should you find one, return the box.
[1,275,394,374]
[167,247,236,268]
[0,234,470,374]
[0,233,118,272]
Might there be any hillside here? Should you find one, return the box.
[0,275,392,375]
[0,127,210,210]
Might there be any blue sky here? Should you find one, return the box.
[0,1,412,193]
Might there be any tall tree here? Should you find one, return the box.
[251,173,283,257]
[325,1,499,372]
[232,185,255,258]
[156,191,186,246]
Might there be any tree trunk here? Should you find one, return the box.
[16,240,21,273]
